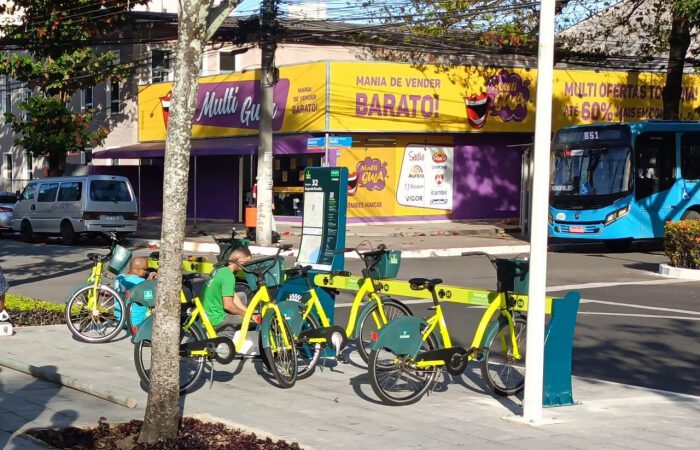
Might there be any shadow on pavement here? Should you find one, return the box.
[0,366,79,435]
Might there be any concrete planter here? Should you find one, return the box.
[658,263,700,281]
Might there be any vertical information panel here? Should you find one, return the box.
[297,167,348,271]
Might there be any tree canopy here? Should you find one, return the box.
[0,0,148,175]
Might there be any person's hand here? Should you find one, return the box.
[147,272,158,280]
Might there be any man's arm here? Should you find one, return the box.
[223,296,246,316]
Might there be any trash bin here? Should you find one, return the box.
[245,206,257,229]
[495,257,529,295]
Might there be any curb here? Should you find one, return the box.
[0,356,138,409]
[131,239,531,259]
[658,263,700,280]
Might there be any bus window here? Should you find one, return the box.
[635,133,676,199]
[681,133,700,180]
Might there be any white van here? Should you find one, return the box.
[11,175,138,244]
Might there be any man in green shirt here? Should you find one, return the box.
[202,247,253,332]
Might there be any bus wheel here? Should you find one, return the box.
[604,239,632,252]
[681,210,700,221]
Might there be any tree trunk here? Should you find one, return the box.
[137,0,210,444]
[46,152,65,177]
[662,9,690,119]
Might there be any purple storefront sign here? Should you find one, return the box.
[193,79,291,131]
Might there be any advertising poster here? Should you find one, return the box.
[396,145,453,211]
[138,62,327,141]
[337,136,454,219]
[329,62,535,134]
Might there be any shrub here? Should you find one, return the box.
[5,294,66,326]
[664,220,700,269]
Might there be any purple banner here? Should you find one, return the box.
[193,79,290,130]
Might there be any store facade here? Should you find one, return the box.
[92,61,700,223]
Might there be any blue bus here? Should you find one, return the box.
[548,120,700,250]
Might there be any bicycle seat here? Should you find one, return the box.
[408,278,443,291]
[285,265,312,278]
[87,253,108,262]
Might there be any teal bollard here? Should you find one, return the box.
[543,291,581,407]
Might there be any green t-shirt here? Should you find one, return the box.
[202,267,236,327]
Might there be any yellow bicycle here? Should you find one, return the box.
[65,232,132,343]
[368,253,527,406]
[131,245,298,392]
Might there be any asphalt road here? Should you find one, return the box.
[1,234,698,397]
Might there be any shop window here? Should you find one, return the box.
[152,49,173,82]
[3,153,12,181]
[635,132,676,199]
[82,86,93,111]
[219,51,237,73]
[272,154,322,216]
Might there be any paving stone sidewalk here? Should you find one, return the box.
[2,325,700,449]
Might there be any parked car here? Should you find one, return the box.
[11,175,139,244]
[0,192,19,234]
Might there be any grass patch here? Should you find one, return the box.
[5,293,65,326]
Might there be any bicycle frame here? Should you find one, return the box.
[414,296,521,369]
[180,284,293,357]
[300,274,387,337]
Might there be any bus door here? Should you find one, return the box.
[634,132,680,236]
[680,133,700,214]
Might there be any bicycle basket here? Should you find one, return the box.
[495,258,529,295]
[366,250,401,279]
[107,245,133,274]
[241,256,285,289]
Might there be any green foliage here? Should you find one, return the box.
[0,0,148,175]
[664,219,700,269]
[355,0,541,65]
[5,293,66,326]
[4,95,109,172]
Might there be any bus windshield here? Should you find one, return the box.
[550,145,632,198]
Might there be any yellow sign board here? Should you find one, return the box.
[553,69,700,127]
[329,62,536,133]
[138,62,327,141]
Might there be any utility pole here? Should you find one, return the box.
[522,0,556,424]
[256,0,277,246]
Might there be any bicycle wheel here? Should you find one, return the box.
[356,298,411,364]
[368,331,438,406]
[480,316,527,396]
[133,324,206,394]
[296,311,322,380]
[65,284,126,343]
[262,311,297,388]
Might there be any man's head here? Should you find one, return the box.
[128,257,150,278]
[227,247,252,272]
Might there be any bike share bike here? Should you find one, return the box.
[276,243,412,380]
[129,245,298,393]
[64,232,132,343]
[367,252,529,406]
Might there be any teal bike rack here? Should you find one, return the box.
[543,291,581,407]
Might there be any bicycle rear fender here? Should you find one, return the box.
[276,301,303,335]
[350,301,380,340]
[132,315,153,343]
[371,316,428,358]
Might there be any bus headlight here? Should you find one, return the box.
[604,205,630,225]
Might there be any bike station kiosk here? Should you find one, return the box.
[276,167,348,324]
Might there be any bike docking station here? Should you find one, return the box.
[276,167,349,356]
[314,261,582,407]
